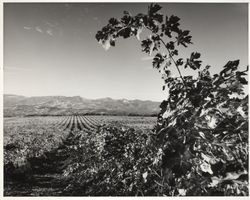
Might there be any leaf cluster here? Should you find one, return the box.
[155,61,248,195]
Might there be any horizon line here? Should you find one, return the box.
[3,93,162,102]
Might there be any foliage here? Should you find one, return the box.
[62,125,161,195]
[4,117,68,167]
[95,3,249,196]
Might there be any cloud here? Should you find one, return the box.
[24,26,32,30]
[141,56,154,61]
[46,29,53,36]
[45,21,57,27]
[25,25,54,36]
[35,26,43,33]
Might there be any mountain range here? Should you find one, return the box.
[3,94,160,117]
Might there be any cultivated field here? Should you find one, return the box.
[4,115,157,196]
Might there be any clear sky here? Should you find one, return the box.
[4,3,248,101]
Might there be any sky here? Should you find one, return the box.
[3,3,248,101]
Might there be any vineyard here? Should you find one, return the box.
[4,115,156,196]
[3,3,249,196]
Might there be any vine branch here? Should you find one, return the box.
[144,26,187,89]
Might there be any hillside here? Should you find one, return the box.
[3,94,160,117]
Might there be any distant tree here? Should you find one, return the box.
[96,4,248,195]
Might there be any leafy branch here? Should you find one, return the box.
[144,25,187,88]
[95,3,248,196]
[95,3,202,90]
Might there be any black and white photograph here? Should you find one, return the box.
[2,0,249,196]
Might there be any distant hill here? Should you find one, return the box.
[3,94,160,117]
